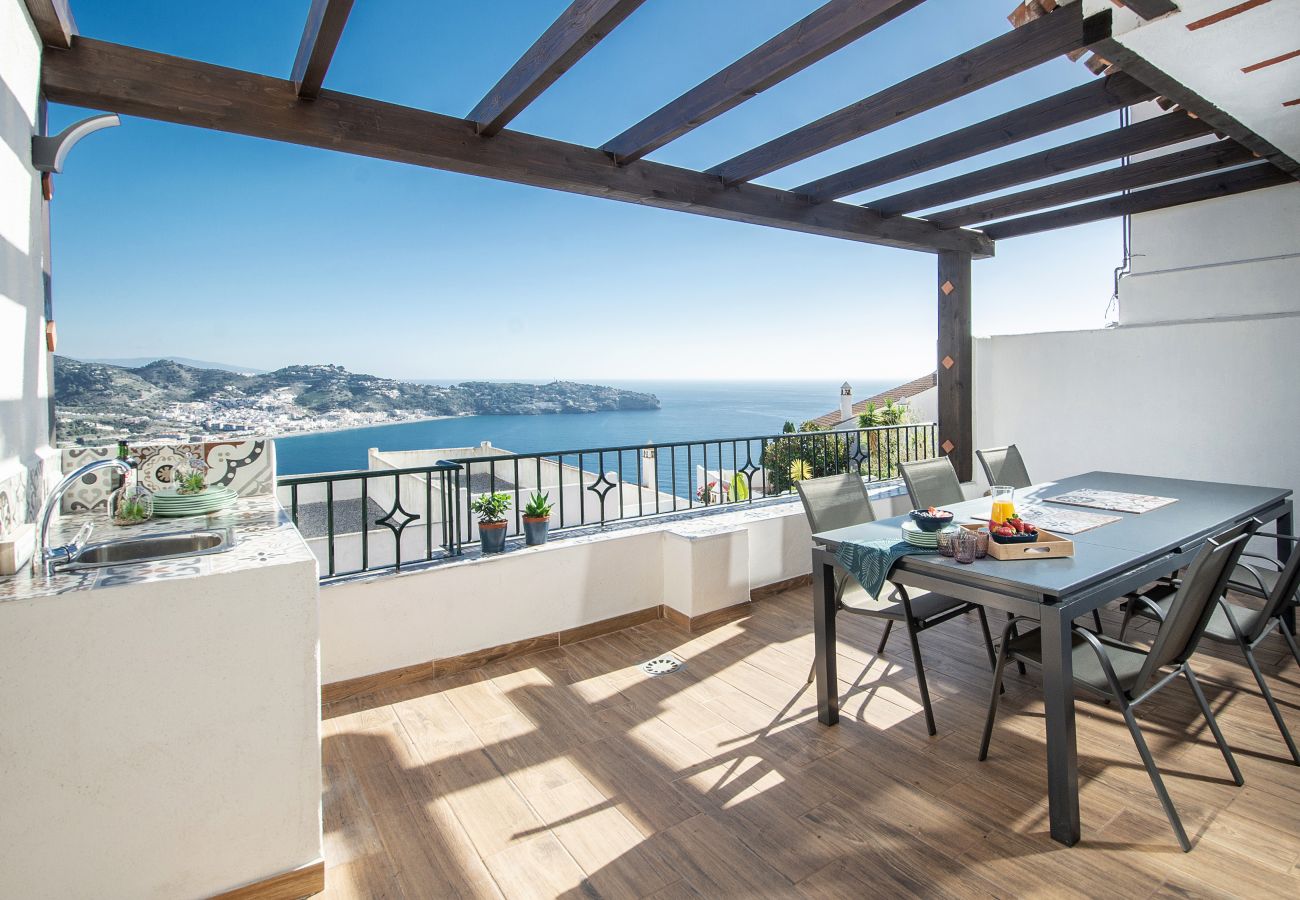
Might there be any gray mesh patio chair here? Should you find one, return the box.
[980,521,1252,852]
[1120,524,1300,764]
[899,457,965,509]
[796,473,995,736]
[976,444,1032,490]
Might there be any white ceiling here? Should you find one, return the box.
[1083,0,1300,168]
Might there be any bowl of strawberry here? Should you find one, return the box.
[991,515,1039,544]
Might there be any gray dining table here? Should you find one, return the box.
[810,470,1293,846]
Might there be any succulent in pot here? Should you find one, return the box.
[173,453,210,495]
[522,491,554,546]
[471,491,512,554]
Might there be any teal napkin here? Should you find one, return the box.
[836,539,937,598]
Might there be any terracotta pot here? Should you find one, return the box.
[523,516,550,546]
[478,520,508,554]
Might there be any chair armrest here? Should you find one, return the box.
[1070,625,1130,698]
[1125,592,1168,623]
[1253,531,1298,542]
[1228,563,1271,598]
[1240,551,1284,571]
[1215,596,1249,641]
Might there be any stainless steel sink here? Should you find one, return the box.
[65,528,237,570]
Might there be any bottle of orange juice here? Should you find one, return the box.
[990,485,1016,525]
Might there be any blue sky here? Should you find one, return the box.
[48,0,1122,383]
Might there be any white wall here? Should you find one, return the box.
[974,312,1300,502]
[1119,183,1300,326]
[0,558,322,899]
[0,0,55,531]
[318,488,921,684]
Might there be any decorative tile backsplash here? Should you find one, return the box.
[60,439,276,514]
[0,455,59,538]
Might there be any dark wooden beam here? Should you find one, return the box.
[926,140,1256,228]
[980,162,1291,240]
[794,72,1156,202]
[867,112,1212,216]
[1089,35,1300,178]
[41,38,994,258]
[22,0,76,49]
[469,0,647,137]
[1116,1,1179,18]
[602,0,925,164]
[707,2,1099,184]
[291,0,354,99]
[937,250,972,483]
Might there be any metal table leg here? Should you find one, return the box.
[1040,603,1081,845]
[1280,508,1295,635]
[813,550,839,725]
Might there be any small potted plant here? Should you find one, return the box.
[111,482,153,526]
[471,491,511,554]
[173,454,209,495]
[522,491,554,546]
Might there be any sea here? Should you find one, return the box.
[275,380,896,475]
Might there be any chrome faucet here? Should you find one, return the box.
[35,456,137,576]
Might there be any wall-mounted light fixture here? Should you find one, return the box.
[31,113,120,174]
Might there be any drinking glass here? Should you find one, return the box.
[937,527,959,557]
[973,528,989,559]
[955,529,979,564]
[990,485,1016,525]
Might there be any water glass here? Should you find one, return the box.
[973,528,989,559]
[955,528,979,564]
[937,527,959,557]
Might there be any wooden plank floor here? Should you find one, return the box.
[319,587,1300,898]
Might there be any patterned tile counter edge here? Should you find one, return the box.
[0,495,316,603]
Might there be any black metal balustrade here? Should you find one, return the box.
[277,459,462,580]
[276,423,935,582]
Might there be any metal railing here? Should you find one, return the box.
[275,423,936,582]
[277,459,462,580]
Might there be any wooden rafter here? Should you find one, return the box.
[1116,1,1180,19]
[469,0,647,137]
[41,38,993,258]
[867,112,1212,217]
[707,2,1099,185]
[602,0,925,164]
[794,73,1156,202]
[926,141,1256,228]
[22,0,76,49]
[980,162,1290,239]
[291,0,355,99]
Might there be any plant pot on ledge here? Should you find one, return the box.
[522,491,554,546]
[478,520,508,554]
[471,491,512,555]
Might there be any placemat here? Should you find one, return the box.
[1046,488,1177,515]
[1017,502,1120,535]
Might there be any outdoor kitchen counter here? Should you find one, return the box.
[0,492,323,899]
[0,494,316,603]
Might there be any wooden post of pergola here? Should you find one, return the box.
[937,251,973,482]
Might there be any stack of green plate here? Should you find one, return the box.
[902,520,945,548]
[151,485,239,518]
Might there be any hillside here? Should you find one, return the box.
[54,357,660,444]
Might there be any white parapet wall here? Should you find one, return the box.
[318,487,920,684]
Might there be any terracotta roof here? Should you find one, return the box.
[809,372,937,430]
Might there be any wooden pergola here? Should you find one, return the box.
[23,0,1298,480]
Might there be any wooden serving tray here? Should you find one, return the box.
[960,523,1074,561]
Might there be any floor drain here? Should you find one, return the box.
[640,654,684,677]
